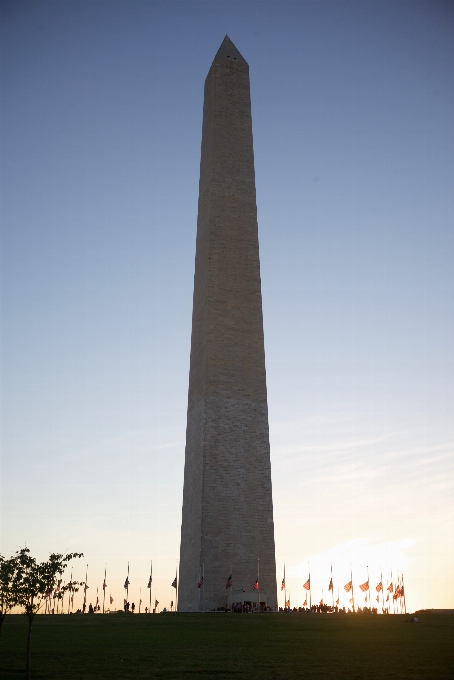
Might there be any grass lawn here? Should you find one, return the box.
[1,612,453,679]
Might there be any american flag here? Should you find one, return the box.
[349,598,353,604]
[320,598,324,606]
[400,585,405,597]
[285,599,290,607]
[171,577,177,589]
[84,584,89,592]
[376,596,379,602]
[328,578,333,591]
[147,576,152,588]
[226,575,232,589]
[197,576,204,588]
[336,598,339,605]
[376,582,382,592]
[303,599,307,606]
[387,583,393,593]
[103,580,107,590]
[281,578,285,591]
[344,581,352,592]
[124,577,130,589]
[303,579,310,590]
[359,581,369,592]
[155,599,159,607]
[110,595,114,604]
[170,601,173,607]
[252,579,259,591]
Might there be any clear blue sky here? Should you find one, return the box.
[1,0,453,611]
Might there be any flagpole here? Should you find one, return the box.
[350,564,355,612]
[391,570,395,614]
[127,562,129,611]
[103,566,106,614]
[394,572,400,614]
[284,561,286,611]
[83,564,88,613]
[380,567,384,614]
[257,558,260,612]
[331,563,334,609]
[202,559,205,613]
[367,565,370,611]
[229,563,232,613]
[175,562,178,612]
[389,571,392,614]
[151,561,153,614]
[139,587,141,614]
[397,571,400,614]
[309,562,311,610]
[396,572,399,614]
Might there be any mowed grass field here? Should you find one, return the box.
[1,613,453,679]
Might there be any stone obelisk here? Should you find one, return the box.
[178,36,277,612]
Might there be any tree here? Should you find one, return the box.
[14,547,83,680]
[0,553,19,637]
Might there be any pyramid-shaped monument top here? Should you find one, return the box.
[214,35,247,65]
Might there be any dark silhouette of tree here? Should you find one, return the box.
[0,553,19,637]
[13,547,83,680]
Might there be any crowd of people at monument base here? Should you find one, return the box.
[232,604,276,613]
[279,605,380,614]
[229,604,388,614]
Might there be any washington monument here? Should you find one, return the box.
[178,36,277,612]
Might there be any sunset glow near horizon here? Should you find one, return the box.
[1,1,453,613]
